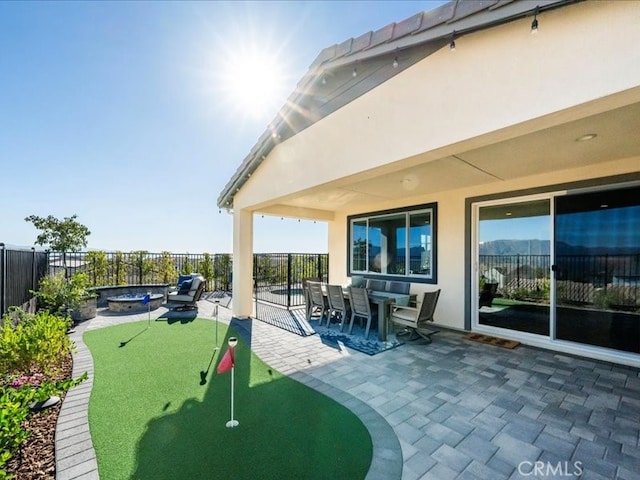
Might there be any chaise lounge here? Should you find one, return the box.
[166,274,206,311]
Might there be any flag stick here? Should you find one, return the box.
[225,337,239,428]
[147,291,151,328]
[214,300,220,350]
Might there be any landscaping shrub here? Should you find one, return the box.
[0,307,85,478]
[0,308,72,375]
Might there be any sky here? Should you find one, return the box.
[0,0,447,254]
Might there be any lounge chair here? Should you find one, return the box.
[391,289,441,343]
[166,274,206,311]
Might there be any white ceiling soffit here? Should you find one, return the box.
[270,100,640,213]
[217,0,573,209]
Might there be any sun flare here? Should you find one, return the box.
[219,47,288,120]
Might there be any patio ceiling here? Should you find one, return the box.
[260,98,640,216]
[218,0,574,211]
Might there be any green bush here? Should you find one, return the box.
[31,271,92,315]
[0,308,72,376]
[0,307,86,478]
[0,387,31,479]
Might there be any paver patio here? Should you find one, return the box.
[57,295,640,479]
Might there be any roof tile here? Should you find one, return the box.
[310,45,337,68]
[449,0,500,23]
[391,13,423,40]
[335,37,354,59]
[351,31,372,54]
[368,22,396,49]
[415,2,457,33]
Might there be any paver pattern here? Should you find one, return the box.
[56,297,640,479]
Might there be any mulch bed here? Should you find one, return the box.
[5,352,73,480]
[464,333,520,349]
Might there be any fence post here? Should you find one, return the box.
[31,247,37,293]
[287,254,292,309]
[0,243,5,316]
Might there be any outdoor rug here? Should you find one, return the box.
[464,332,520,349]
[309,319,404,356]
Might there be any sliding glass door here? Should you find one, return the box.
[474,184,640,356]
[477,199,551,336]
[555,186,640,353]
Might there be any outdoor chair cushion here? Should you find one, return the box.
[178,279,193,294]
[366,279,387,292]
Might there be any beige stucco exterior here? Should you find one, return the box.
[227,1,640,365]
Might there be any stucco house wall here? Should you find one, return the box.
[222,0,640,365]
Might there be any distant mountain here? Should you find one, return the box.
[479,240,550,255]
[480,239,638,256]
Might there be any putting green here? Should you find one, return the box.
[84,319,372,479]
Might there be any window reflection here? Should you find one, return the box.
[349,206,435,279]
[555,186,640,353]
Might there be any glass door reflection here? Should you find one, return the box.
[478,199,551,336]
[555,186,640,353]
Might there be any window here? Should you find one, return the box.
[348,203,437,283]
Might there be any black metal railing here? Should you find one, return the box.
[48,251,233,293]
[253,253,328,308]
[479,253,639,309]
[1,245,328,316]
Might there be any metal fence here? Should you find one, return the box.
[480,253,639,308]
[1,245,328,316]
[49,251,233,293]
[0,244,49,316]
[253,253,329,308]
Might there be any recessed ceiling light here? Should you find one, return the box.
[505,212,512,216]
[576,133,597,142]
[600,204,608,208]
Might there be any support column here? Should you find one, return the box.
[232,208,254,318]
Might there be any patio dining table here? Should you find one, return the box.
[321,285,414,341]
[366,291,413,341]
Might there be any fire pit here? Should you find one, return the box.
[107,293,164,313]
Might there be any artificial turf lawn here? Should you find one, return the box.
[84,319,373,480]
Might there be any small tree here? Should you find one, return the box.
[86,250,109,287]
[24,214,91,253]
[112,251,127,285]
[198,253,214,291]
[181,254,194,276]
[158,251,177,284]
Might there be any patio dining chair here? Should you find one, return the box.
[347,287,375,339]
[479,282,498,308]
[307,281,329,325]
[326,284,350,331]
[390,289,441,343]
[302,278,321,321]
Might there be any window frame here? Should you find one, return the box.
[347,202,438,284]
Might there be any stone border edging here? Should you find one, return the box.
[289,370,403,480]
[55,322,99,480]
